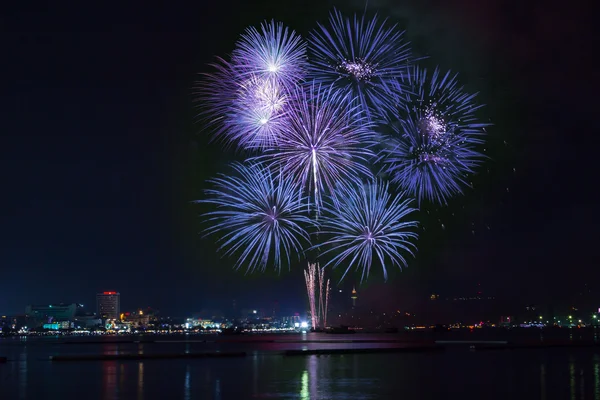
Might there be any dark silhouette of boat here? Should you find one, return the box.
[326,326,356,334]
[219,327,244,335]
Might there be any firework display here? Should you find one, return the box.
[379,66,489,204]
[197,9,489,282]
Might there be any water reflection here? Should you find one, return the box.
[183,365,191,400]
[569,356,576,400]
[540,363,546,400]
[18,348,27,400]
[595,354,600,400]
[5,341,600,399]
[214,378,221,400]
[102,361,117,400]
[137,362,144,400]
[308,355,318,399]
[300,370,309,399]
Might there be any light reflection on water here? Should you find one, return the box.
[183,364,191,400]
[137,362,144,400]
[18,349,27,400]
[540,363,546,400]
[2,344,600,399]
[595,354,600,400]
[570,357,576,400]
[102,361,117,400]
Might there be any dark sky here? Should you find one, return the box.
[1,0,595,316]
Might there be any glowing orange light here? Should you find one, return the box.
[102,291,117,295]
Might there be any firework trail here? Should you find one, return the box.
[315,181,419,282]
[232,20,307,90]
[200,162,314,273]
[258,83,377,210]
[317,266,325,326]
[379,66,489,205]
[308,9,411,118]
[323,279,330,328]
[304,262,318,329]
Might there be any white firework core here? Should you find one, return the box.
[338,59,375,81]
[414,106,451,165]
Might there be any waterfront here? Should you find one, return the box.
[2,332,600,399]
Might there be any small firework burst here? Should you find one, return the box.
[197,59,289,150]
[379,66,489,205]
[315,181,419,282]
[199,162,313,273]
[232,20,307,89]
[308,9,411,118]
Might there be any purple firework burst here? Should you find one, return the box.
[308,9,411,118]
[232,20,307,90]
[257,83,377,209]
[200,162,314,273]
[379,66,489,205]
[314,181,418,282]
[197,57,289,150]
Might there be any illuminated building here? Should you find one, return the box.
[96,291,120,321]
[25,303,77,326]
[122,309,150,328]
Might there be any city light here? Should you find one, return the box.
[300,321,308,328]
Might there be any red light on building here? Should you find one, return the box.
[103,291,117,295]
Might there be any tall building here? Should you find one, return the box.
[351,286,358,308]
[96,291,120,320]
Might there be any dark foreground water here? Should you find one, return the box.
[2,333,600,399]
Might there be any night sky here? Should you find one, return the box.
[1,1,595,316]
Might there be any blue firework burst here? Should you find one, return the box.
[257,83,377,209]
[232,20,307,90]
[199,162,313,273]
[314,181,418,282]
[308,9,411,118]
[379,66,489,205]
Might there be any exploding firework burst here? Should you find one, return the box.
[379,66,489,205]
[308,9,411,118]
[315,181,418,282]
[200,162,314,273]
[232,20,307,90]
[196,57,290,150]
[258,83,377,209]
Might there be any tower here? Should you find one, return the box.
[351,286,358,308]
